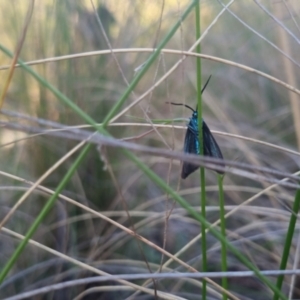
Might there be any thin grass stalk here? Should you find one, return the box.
[195,1,207,299]
[273,189,300,300]
[0,143,91,283]
[218,174,228,299]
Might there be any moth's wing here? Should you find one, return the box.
[181,123,200,179]
[203,120,224,174]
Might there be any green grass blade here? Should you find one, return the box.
[195,2,207,298]
[273,189,300,300]
[200,167,207,297]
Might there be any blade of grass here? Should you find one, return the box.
[195,2,207,299]
[273,189,300,300]
[0,143,91,283]
[218,174,228,300]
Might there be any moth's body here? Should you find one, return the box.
[181,110,224,179]
[167,75,224,179]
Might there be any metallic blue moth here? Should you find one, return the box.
[168,76,224,179]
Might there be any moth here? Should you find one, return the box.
[168,76,224,178]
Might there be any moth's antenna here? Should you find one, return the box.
[166,102,195,112]
[166,75,212,112]
[201,75,212,94]
[196,75,212,111]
